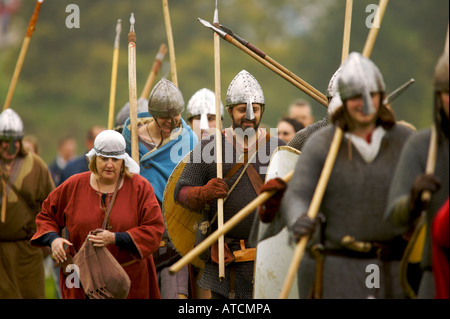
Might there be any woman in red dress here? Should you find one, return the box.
[31,130,165,299]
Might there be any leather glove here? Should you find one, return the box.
[409,173,441,218]
[291,213,316,243]
[186,178,229,210]
[258,178,287,223]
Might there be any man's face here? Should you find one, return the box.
[345,92,381,128]
[0,139,20,163]
[289,105,313,126]
[228,103,263,132]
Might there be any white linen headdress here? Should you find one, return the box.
[86,130,140,174]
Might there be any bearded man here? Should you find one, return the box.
[174,70,285,299]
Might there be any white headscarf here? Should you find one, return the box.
[86,130,140,174]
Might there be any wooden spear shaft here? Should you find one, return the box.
[3,0,44,111]
[362,0,389,58]
[108,19,122,130]
[279,0,389,299]
[341,0,353,63]
[128,14,139,165]
[162,0,178,87]
[224,34,327,107]
[169,170,295,274]
[140,44,167,99]
[213,2,225,281]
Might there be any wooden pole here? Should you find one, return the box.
[169,170,294,274]
[279,128,343,298]
[362,0,389,58]
[3,0,44,111]
[162,0,178,87]
[140,44,167,99]
[341,0,353,63]
[213,1,225,281]
[198,19,328,107]
[128,13,139,165]
[108,19,122,130]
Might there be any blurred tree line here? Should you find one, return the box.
[0,0,448,163]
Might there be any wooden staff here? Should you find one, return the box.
[162,0,178,87]
[3,0,44,111]
[219,24,327,104]
[169,170,295,274]
[198,18,327,107]
[140,44,168,99]
[362,0,389,58]
[279,0,389,299]
[128,13,139,165]
[108,19,122,130]
[341,0,353,62]
[213,1,225,280]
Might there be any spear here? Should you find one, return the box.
[162,0,178,87]
[218,24,327,104]
[212,0,225,281]
[198,18,328,107]
[3,0,44,111]
[128,13,139,165]
[108,19,122,130]
[279,0,389,299]
[140,44,168,99]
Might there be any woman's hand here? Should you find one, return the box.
[51,237,73,263]
[88,230,115,247]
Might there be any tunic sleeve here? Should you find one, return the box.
[30,185,67,247]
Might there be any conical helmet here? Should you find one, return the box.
[186,88,224,130]
[338,52,385,115]
[148,78,185,118]
[0,108,24,140]
[225,70,265,120]
[326,66,344,115]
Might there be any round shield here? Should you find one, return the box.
[162,150,204,269]
[253,145,301,299]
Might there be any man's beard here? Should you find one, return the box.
[232,119,260,139]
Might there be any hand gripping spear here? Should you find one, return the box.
[212,0,226,281]
[279,0,389,299]
[198,18,328,107]
[162,0,178,87]
[108,19,122,130]
[140,44,168,99]
[128,14,139,165]
[3,0,44,111]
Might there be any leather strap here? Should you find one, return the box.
[101,175,123,230]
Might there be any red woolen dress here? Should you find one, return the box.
[31,172,165,299]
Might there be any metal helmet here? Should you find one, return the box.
[433,50,449,93]
[338,52,385,115]
[115,97,149,127]
[0,108,24,140]
[326,66,344,115]
[186,88,224,130]
[326,66,343,99]
[225,70,265,120]
[0,109,24,155]
[148,78,185,118]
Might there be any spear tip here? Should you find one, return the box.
[130,13,135,32]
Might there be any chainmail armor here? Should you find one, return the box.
[174,132,285,298]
